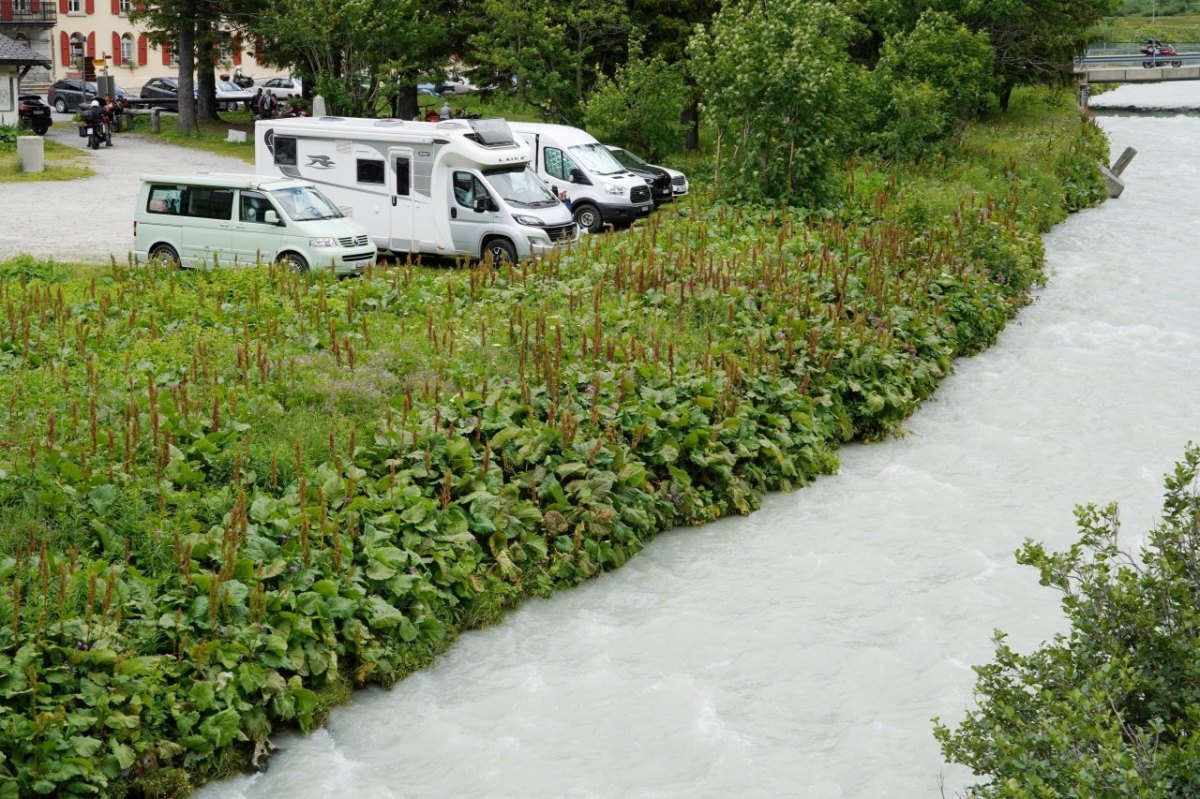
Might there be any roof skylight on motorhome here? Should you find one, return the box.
[466,119,517,148]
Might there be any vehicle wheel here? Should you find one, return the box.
[485,238,517,267]
[53,97,67,113]
[1172,59,1183,68]
[33,123,48,136]
[1143,60,1155,68]
[149,243,180,268]
[281,252,309,273]
[572,203,602,234]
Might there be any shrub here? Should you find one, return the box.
[583,41,686,161]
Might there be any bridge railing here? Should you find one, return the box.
[1086,41,1200,56]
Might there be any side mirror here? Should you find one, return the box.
[473,196,491,214]
[569,168,587,184]
[263,209,280,225]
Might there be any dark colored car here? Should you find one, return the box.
[48,79,130,113]
[605,145,673,207]
[140,77,179,108]
[18,94,53,135]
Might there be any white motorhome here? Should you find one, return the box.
[254,116,578,264]
[507,122,654,234]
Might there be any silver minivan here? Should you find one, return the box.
[134,173,376,274]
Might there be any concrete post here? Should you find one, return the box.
[313,95,327,117]
[1078,81,1090,110]
[151,108,161,133]
[16,136,45,173]
[1111,146,1137,177]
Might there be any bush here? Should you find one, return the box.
[583,42,686,161]
[688,0,863,206]
[869,11,995,161]
[936,445,1200,797]
[0,126,19,152]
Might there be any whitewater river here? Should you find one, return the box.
[199,85,1200,798]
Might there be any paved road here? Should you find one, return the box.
[0,112,250,264]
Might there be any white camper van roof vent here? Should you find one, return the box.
[318,116,347,122]
[463,118,518,149]
[374,119,405,126]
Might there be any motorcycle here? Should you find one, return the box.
[78,107,111,150]
[232,67,255,89]
[1141,39,1183,68]
[17,94,53,135]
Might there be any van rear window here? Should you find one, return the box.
[184,188,234,220]
[146,185,182,215]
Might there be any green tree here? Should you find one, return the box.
[582,40,686,160]
[937,445,1200,797]
[468,0,629,124]
[688,0,863,205]
[869,10,995,160]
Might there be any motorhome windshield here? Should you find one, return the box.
[568,143,625,175]
[270,186,343,222]
[483,166,559,208]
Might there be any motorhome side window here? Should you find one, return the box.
[395,157,410,196]
[452,172,488,208]
[239,191,274,224]
[357,159,385,185]
[274,136,297,166]
[544,148,571,181]
[146,185,182,215]
[184,188,234,220]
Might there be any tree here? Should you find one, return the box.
[688,0,864,205]
[582,39,686,160]
[937,445,1200,796]
[469,0,629,124]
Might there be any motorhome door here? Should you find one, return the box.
[448,170,496,258]
[389,148,415,253]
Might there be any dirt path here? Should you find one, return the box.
[0,113,250,264]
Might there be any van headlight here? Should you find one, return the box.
[309,237,338,248]
[513,215,544,227]
[606,185,626,196]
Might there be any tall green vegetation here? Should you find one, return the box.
[583,40,687,160]
[937,446,1200,796]
[688,0,863,206]
[0,89,1105,795]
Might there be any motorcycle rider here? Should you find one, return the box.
[81,100,105,150]
[101,95,119,143]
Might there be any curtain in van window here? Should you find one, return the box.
[544,147,571,181]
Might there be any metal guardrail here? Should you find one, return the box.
[1077,52,1200,67]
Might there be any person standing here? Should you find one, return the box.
[251,88,264,120]
[439,98,451,121]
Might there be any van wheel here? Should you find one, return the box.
[485,238,517,267]
[149,243,180,268]
[573,203,602,234]
[282,253,309,273]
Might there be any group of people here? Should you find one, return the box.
[251,89,307,120]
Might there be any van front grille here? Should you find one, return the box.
[543,223,577,242]
[338,235,369,247]
[341,251,375,262]
[630,185,651,204]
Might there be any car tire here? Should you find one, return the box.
[281,252,309,273]
[32,123,49,136]
[53,97,67,113]
[485,238,517,267]
[149,243,181,268]
[572,203,602,234]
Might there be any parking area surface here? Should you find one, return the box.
[0,113,250,264]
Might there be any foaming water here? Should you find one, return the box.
[199,103,1200,798]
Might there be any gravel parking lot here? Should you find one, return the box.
[0,113,250,264]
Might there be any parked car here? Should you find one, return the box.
[604,145,673,207]
[48,79,130,113]
[139,77,179,108]
[17,94,53,135]
[605,145,689,198]
[215,80,255,111]
[440,74,477,95]
[257,76,303,99]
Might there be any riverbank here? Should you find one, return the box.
[0,86,1107,796]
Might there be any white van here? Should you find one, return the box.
[507,122,654,233]
[254,116,578,264]
[134,173,376,275]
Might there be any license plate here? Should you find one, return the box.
[86,127,93,134]
[638,205,651,212]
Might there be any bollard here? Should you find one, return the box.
[1111,146,1137,177]
[1078,81,1090,110]
[16,136,45,173]
[313,95,327,117]
[151,108,161,133]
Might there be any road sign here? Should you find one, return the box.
[92,58,107,68]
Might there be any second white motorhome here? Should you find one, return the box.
[254,116,578,263]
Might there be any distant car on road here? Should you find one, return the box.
[48,79,130,113]
[140,77,253,110]
[257,76,303,99]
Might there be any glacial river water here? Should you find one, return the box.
[198,84,1200,798]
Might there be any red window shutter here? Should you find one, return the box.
[86,32,95,58]
[111,32,120,65]
[254,36,264,66]
[31,0,39,13]
[161,39,170,66]
[137,33,147,65]
[58,0,66,13]
[84,0,93,13]
[60,31,70,65]
[232,35,241,66]
[110,0,117,13]
[0,1,12,23]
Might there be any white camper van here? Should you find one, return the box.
[254,116,578,264]
[133,173,376,275]
[507,122,654,233]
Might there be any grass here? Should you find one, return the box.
[126,109,256,163]
[0,139,93,182]
[1093,13,1200,43]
